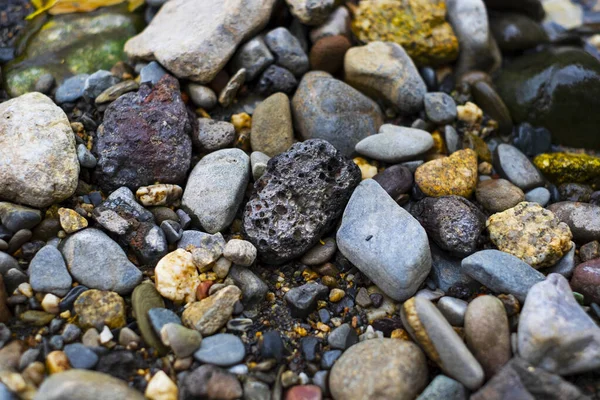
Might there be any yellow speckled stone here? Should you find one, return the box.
[353,157,378,180]
[58,208,88,234]
[533,152,600,185]
[352,0,459,66]
[415,149,478,197]
[74,289,126,330]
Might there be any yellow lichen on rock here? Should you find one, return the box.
[533,152,600,185]
[415,149,478,197]
[58,207,88,234]
[351,0,459,66]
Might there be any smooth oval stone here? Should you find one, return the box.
[471,80,512,136]
[194,333,246,367]
[131,283,168,356]
[464,295,511,379]
[416,375,468,400]
[476,179,525,213]
[29,245,72,297]
[372,164,413,202]
[489,12,548,51]
[495,47,600,149]
[570,258,600,304]
[461,250,545,302]
[63,343,99,369]
[548,202,600,243]
[437,297,468,326]
[401,296,484,390]
[493,144,544,191]
[0,203,41,232]
[300,238,337,266]
[148,308,181,337]
[525,187,551,207]
[355,125,434,163]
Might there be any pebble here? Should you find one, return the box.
[227,265,268,309]
[148,308,181,337]
[416,375,467,400]
[534,152,600,185]
[291,71,383,156]
[182,149,249,233]
[476,179,525,213]
[61,228,142,294]
[145,370,178,400]
[444,125,461,154]
[256,65,298,96]
[140,61,167,84]
[401,296,484,390]
[493,144,544,191]
[131,283,168,355]
[63,343,98,369]
[337,179,431,301]
[548,202,600,243]
[251,92,294,157]
[265,27,309,77]
[42,293,61,314]
[95,80,139,104]
[230,36,274,81]
[284,282,329,318]
[59,285,89,312]
[415,149,478,198]
[250,151,270,181]
[55,74,89,104]
[182,285,241,335]
[411,195,486,257]
[327,323,358,350]
[518,273,600,375]
[180,364,243,400]
[260,331,284,362]
[136,184,182,207]
[285,385,322,400]
[227,318,253,332]
[7,229,31,254]
[310,6,350,42]
[344,41,427,114]
[285,0,333,25]
[0,203,41,233]
[223,239,257,267]
[437,297,468,326]
[58,208,88,234]
[0,93,79,208]
[464,295,511,378]
[524,186,551,207]
[28,245,72,297]
[300,238,337,266]
[34,73,55,94]
[61,324,81,343]
[355,125,434,163]
[309,35,351,74]
[92,187,154,236]
[512,122,552,157]
[46,350,71,374]
[372,164,413,202]
[243,139,360,264]
[559,183,592,203]
[160,221,182,244]
[193,333,245,366]
[76,144,97,169]
[83,70,119,100]
[155,249,199,303]
[187,84,217,110]
[329,338,428,400]
[424,92,457,124]
[570,258,600,304]
[193,119,235,154]
[541,240,576,278]
[218,68,246,107]
[487,202,573,268]
[74,290,126,330]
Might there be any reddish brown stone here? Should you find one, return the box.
[285,385,322,400]
[309,35,352,74]
[196,281,214,301]
[571,258,600,304]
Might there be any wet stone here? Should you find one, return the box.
[194,333,246,367]
[284,282,329,318]
[493,144,544,191]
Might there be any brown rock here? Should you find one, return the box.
[181,364,243,400]
[0,340,24,370]
[251,92,294,157]
[286,385,322,400]
[570,258,600,304]
[74,290,126,330]
[579,240,600,262]
[182,285,241,335]
[309,35,351,74]
[475,178,525,213]
[464,295,511,379]
[415,149,478,198]
[46,351,71,374]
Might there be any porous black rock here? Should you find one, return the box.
[242,139,360,264]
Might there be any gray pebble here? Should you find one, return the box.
[265,27,309,77]
[284,281,328,318]
[29,245,72,297]
[140,61,167,85]
[327,323,358,350]
[64,343,98,369]
[83,70,119,100]
[187,84,217,110]
[424,92,457,124]
[300,237,336,265]
[148,308,182,337]
[194,333,246,367]
[77,144,97,169]
[416,375,467,400]
[55,74,89,104]
[230,36,274,81]
[437,297,468,326]
[525,187,551,206]
[34,73,55,94]
[160,220,182,244]
[195,119,236,152]
[250,151,270,181]
[0,202,41,232]
[493,144,544,190]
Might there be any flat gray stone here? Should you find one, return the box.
[230,36,274,81]
[265,27,309,77]
[493,144,544,191]
[416,375,467,400]
[194,333,246,367]
[34,370,144,400]
[355,125,434,163]
[29,245,72,297]
[0,202,41,233]
[337,179,431,301]
[424,92,458,124]
[437,296,468,326]
[548,201,600,242]
[525,187,551,206]
[182,149,250,233]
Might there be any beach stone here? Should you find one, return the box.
[344,41,427,114]
[74,290,126,330]
[0,203,41,233]
[182,149,250,234]
[265,27,309,77]
[476,179,525,213]
[230,36,274,81]
[148,308,181,337]
[487,202,573,268]
[558,183,593,203]
[329,339,428,400]
[95,75,192,192]
[533,152,600,186]
[416,375,467,400]
[218,68,246,107]
[525,187,551,207]
[355,125,433,163]
[223,239,257,267]
[309,35,351,75]
[541,240,576,278]
[187,84,217,110]
[136,184,182,207]
[251,92,294,157]
[310,6,350,42]
[337,179,431,301]
[0,93,79,208]
[35,370,144,400]
[63,343,98,370]
[77,144,97,169]
[28,246,72,297]
[464,295,511,378]
[140,61,167,85]
[83,70,119,100]
[195,119,236,153]
[351,0,458,66]
[92,187,154,236]
[125,0,276,83]
[489,12,548,51]
[372,164,413,202]
[291,71,383,156]
[512,122,552,158]
[182,285,241,335]
[300,238,336,266]
[145,370,177,400]
[285,0,334,25]
[493,144,544,191]
[181,364,243,400]
[436,297,468,326]
[518,273,600,375]
[256,65,298,96]
[243,139,360,264]
[548,202,600,243]
[285,282,329,318]
[193,333,245,366]
[429,242,479,295]
[424,92,457,124]
[251,151,270,181]
[461,250,545,302]
[415,149,478,198]
[155,249,199,304]
[402,296,484,390]
[55,74,88,103]
[95,80,140,104]
[60,228,142,294]
[470,357,586,400]
[411,196,486,257]
[58,208,88,234]
[570,258,600,304]
[131,283,168,356]
[160,323,201,359]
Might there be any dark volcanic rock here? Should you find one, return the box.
[411,196,486,257]
[95,75,192,191]
[243,139,360,264]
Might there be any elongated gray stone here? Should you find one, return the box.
[355,125,434,163]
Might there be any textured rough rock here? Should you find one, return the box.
[182,285,241,335]
[125,0,276,83]
[285,0,335,25]
[243,139,360,264]
[415,149,478,198]
[548,201,600,243]
[292,71,383,156]
[95,75,192,192]
[0,93,79,208]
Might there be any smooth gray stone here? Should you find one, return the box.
[337,179,431,301]
[60,228,142,294]
[0,252,18,275]
[187,84,217,110]
[140,61,167,85]
[416,375,468,400]
[250,151,270,181]
[461,250,545,302]
[92,186,154,235]
[437,297,468,326]
[300,237,336,265]
[28,245,72,296]
[194,333,246,367]
[182,149,250,233]
[284,281,329,318]
[83,70,119,100]
[355,125,434,163]
[230,36,274,81]
[77,144,97,168]
[55,74,89,103]
[265,27,309,77]
[327,323,358,350]
[493,144,544,190]
[525,187,551,206]
[0,202,41,232]
[518,273,600,375]
[444,125,461,154]
[148,308,181,337]
[540,241,576,278]
[548,201,600,243]
[424,92,457,124]
[63,343,98,369]
[428,242,479,294]
[227,265,268,309]
[177,230,223,250]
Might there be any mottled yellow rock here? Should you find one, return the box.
[457,101,483,124]
[46,351,70,374]
[533,152,600,185]
[155,249,200,304]
[145,370,178,400]
[415,149,478,197]
[136,184,182,206]
[329,288,345,303]
[353,157,378,179]
[352,0,459,66]
[487,202,573,268]
[58,208,88,234]
[463,133,491,163]
[74,290,126,330]
[182,285,241,335]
